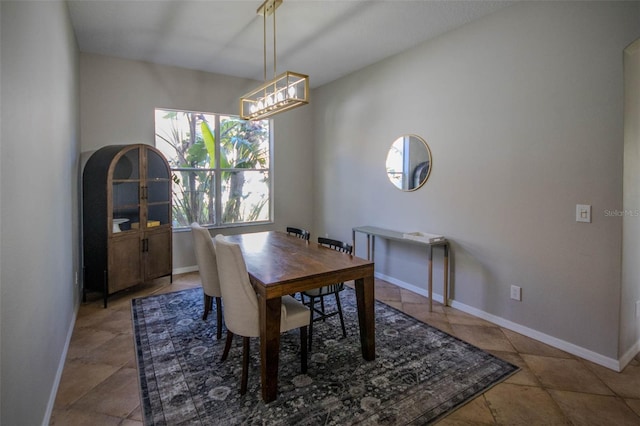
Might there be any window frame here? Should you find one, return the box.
[154,108,274,231]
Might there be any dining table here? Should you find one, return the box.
[225,231,376,402]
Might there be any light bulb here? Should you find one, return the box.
[276,91,284,102]
[288,85,296,98]
[266,94,274,106]
[257,100,264,110]
[250,104,257,114]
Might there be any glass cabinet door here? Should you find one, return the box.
[144,148,171,228]
[111,148,140,233]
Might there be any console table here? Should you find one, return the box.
[352,226,450,312]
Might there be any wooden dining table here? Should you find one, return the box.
[225,231,376,402]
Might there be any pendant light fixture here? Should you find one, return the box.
[240,0,309,121]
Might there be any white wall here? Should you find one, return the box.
[313,1,640,363]
[79,54,314,270]
[1,1,80,424]
[622,38,640,363]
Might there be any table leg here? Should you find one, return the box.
[443,244,449,307]
[354,274,376,360]
[260,295,282,402]
[428,246,433,312]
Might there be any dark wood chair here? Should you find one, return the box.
[286,226,310,241]
[302,237,351,349]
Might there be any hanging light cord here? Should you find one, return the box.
[273,5,277,79]
[263,8,267,82]
[262,1,278,82]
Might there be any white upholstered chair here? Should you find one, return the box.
[213,234,310,395]
[190,223,223,340]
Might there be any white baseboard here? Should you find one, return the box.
[620,338,640,369]
[376,272,445,304]
[375,272,626,372]
[449,299,622,371]
[173,265,198,275]
[43,305,78,425]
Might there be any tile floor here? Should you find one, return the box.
[51,272,640,425]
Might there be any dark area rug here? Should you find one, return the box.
[132,287,518,425]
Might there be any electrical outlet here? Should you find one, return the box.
[636,300,640,319]
[510,285,522,301]
[75,271,78,286]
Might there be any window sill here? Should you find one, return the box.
[172,220,274,233]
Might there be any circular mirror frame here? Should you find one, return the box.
[385,134,432,192]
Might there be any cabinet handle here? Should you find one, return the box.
[142,238,149,253]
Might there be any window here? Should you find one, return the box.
[154,109,271,229]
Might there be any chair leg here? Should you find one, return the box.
[202,294,212,320]
[241,336,250,395]
[221,330,234,362]
[308,296,316,350]
[300,326,308,373]
[335,293,347,338]
[215,297,223,340]
[320,296,326,322]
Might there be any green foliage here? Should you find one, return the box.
[185,139,209,167]
[154,109,270,228]
[200,120,216,168]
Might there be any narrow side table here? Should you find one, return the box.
[352,226,450,312]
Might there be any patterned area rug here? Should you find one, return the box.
[132,287,518,425]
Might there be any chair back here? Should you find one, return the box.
[190,223,221,298]
[287,227,310,241]
[214,235,260,338]
[318,237,353,254]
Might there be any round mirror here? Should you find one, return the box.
[385,134,432,191]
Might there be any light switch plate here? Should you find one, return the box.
[510,285,522,301]
[576,204,591,223]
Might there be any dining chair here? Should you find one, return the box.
[286,226,310,241]
[302,237,351,349]
[190,223,223,339]
[213,234,310,395]
[286,226,311,302]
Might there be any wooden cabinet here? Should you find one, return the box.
[83,144,172,306]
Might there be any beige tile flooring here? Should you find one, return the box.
[51,272,640,425]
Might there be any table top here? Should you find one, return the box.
[225,231,374,298]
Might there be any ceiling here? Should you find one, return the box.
[67,0,514,88]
